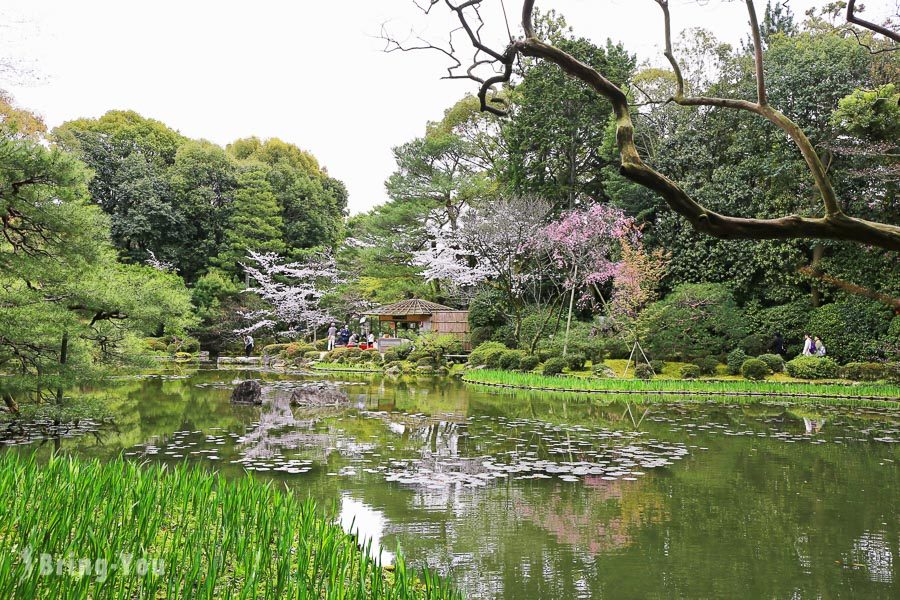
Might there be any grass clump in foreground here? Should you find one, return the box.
[463,370,900,405]
[0,453,461,600]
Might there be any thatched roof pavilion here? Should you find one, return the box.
[365,299,470,349]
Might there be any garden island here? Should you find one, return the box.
[1,1,898,598]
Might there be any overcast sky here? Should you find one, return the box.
[1,1,890,214]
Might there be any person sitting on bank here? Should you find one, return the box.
[348,332,359,346]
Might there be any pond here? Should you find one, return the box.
[3,366,898,599]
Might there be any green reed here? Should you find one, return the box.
[463,370,899,405]
[0,453,462,599]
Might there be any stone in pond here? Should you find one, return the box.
[289,382,348,407]
[231,380,262,404]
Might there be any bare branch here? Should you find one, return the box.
[745,0,767,105]
[848,0,900,43]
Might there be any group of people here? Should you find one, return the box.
[801,334,827,357]
[327,323,376,351]
[771,332,826,357]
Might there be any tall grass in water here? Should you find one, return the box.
[0,453,461,599]
[463,370,899,405]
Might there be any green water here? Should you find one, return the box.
[3,366,898,599]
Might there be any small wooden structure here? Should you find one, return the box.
[365,299,471,350]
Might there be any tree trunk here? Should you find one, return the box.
[2,393,18,414]
[562,266,578,356]
[810,244,825,307]
[56,331,68,404]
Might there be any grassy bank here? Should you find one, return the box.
[463,370,900,404]
[0,453,460,599]
[312,362,384,373]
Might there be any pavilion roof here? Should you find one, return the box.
[365,298,458,316]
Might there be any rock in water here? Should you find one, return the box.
[231,380,262,404]
[289,383,348,407]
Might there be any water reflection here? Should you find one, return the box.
[2,368,899,599]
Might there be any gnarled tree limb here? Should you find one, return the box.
[391,0,900,251]
[847,0,900,44]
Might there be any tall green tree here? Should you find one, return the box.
[215,165,285,276]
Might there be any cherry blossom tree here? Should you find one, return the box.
[413,196,553,342]
[537,203,637,353]
[237,250,339,340]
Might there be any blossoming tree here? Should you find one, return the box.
[237,250,338,340]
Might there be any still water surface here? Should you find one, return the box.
[5,366,899,599]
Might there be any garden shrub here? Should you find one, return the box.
[757,353,785,373]
[887,362,900,383]
[304,350,321,360]
[695,356,719,376]
[394,343,413,360]
[498,350,524,371]
[174,351,194,361]
[638,283,749,361]
[283,343,315,359]
[407,350,430,362]
[382,350,400,363]
[144,338,168,352]
[519,354,540,372]
[565,353,587,371]
[726,349,747,375]
[741,358,771,381]
[806,297,893,363]
[603,337,631,360]
[680,364,701,379]
[535,348,555,363]
[542,357,567,376]
[754,300,811,356]
[416,333,462,365]
[416,356,436,368]
[785,356,841,379]
[468,326,494,347]
[649,360,665,374]
[842,362,888,382]
[634,364,654,380]
[469,342,509,368]
[314,338,329,351]
[740,334,769,357]
[262,343,291,356]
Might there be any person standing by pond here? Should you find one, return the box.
[327,322,337,351]
[243,334,254,357]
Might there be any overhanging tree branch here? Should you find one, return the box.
[392,0,900,251]
[847,0,900,44]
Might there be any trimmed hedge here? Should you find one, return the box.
[498,350,524,371]
[843,362,890,382]
[741,358,771,381]
[680,364,701,379]
[469,342,509,368]
[726,349,747,376]
[634,364,654,380]
[542,357,567,376]
[757,353,785,373]
[695,356,719,376]
[785,356,841,380]
[519,355,540,372]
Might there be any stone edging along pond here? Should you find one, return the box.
[460,374,900,404]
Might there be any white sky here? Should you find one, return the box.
[1,1,891,214]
